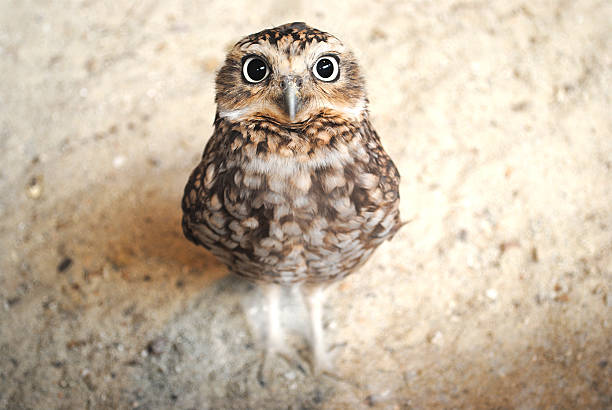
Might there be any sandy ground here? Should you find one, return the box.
[1,0,611,408]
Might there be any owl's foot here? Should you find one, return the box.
[312,344,337,376]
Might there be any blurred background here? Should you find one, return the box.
[1,0,610,408]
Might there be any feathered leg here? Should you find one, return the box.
[264,282,284,354]
[303,284,333,374]
[256,282,295,385]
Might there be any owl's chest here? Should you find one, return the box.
[223,151,362,239]
[206,152,389,281]
[183,121,400,282]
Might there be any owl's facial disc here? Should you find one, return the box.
[215,23,367,125]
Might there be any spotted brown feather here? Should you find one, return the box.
[182,109,401,283]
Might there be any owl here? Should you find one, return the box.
[182,22,401,375]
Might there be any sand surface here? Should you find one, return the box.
[1,0,611,408]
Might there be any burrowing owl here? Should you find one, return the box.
[182,22,401,374]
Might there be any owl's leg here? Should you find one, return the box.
[256,282,293,386]
[304,284,333,374]
[264,282,285,355]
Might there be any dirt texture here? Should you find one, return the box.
[1,0,611,408]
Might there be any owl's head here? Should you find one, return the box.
[215,22,366,125]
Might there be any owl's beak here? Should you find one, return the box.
[281,76,302,122]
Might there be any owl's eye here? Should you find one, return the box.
[313,55,339,82]
[242,56,269,83]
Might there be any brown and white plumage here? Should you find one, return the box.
[182,22,401,375]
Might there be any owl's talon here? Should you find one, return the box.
[312,349,335,376]
[265,340,293,362]
[256,353,271,387]
[257,343,304,386]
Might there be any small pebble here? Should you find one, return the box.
[430,331,444,347]
[147,157,160,167]
[458,229,468,241]
[486,288,498,300]
[26,176,43,199]
[57,257,73,273]
[81,368,97,391]
[113,156,126,169]
[146,337,168,356]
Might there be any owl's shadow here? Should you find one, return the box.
[70,169,226,286]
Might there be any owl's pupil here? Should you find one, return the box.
[316,58,334,79]
[246,58,267,82]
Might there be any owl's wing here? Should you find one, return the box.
[181,116,263,264]
[181,157,213,250]
[354,118,402,243]
[181,118,231,250]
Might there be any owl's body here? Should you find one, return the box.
[181,22,401,374]
[182,111,400,284]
